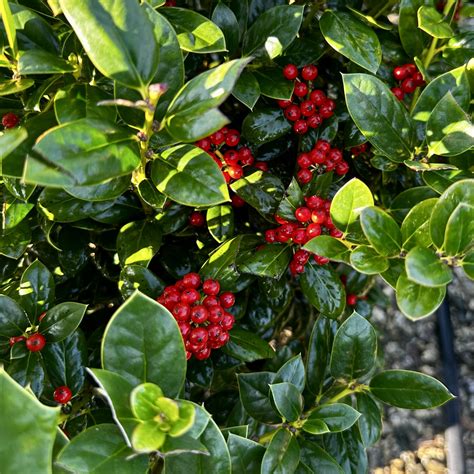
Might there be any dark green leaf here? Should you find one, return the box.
[39,302,87,342]
[228,434,264,474]
[232,71,260,110]
[418,6,454,38]
[405,247,452,287]
[462,251,474,280]
[399,0,427,57]
[307,403,360,433]
[64,175,130,202]
[444,203,474,256]
[0,127,28,162]
[8,351,45,396]
[0,221,31,259]
[350,246,389,274]
[238,244,291,279]
[270,383,303,422]
[401,198,437,250]
[0,295,30,339]
[355,393,382,447]
[300,440,344,474]
[242,107,292,144]
[261,429,300,474]
[119,265,165,300]
[18,50,74,75]
[390,186,438,222]
[223,328,274,362]
[304,236,351,264]
[360,207,402,256]
[207,205,234,244]
[274,354,305,393]
[212,2,239,55]
[277,178,304,221]
[254,68,294,100]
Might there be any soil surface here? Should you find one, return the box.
[368,270,473,473]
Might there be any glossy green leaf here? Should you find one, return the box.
[0,193,34,229]
[396,273,446,320]
[39,302,87,342]
[212,2,239,55]
[207,205,234,244]
[426,92,474,157]
[418,6,454,38]
[119,265,165,300]
[59,0,159,92]
[25,119,139,187]
[223,328,274,362]
[0,221,31,259]
[399,0,427,57]
[18,260,55,324]
[423,170,473,194]
[320,11,381,73]
[232,71,260,110]
[132,420,166,452]
[401,198,437,250]
[0,295,30,338]
[152,144,230,206]
[390,186,438,222]
[0,78,35,96]
[64,175,131,202]
[274,354,305,393]
[242,107,292,144]
[270,382,303,422]
[56,424,148,473]
[164,58,251,141]
[330,178,373,236]
[161,7,226,53]
[102,291,186,397]
[302,418,330,435]
[300,262,346,318]
[304,236,351,264]
[243,5,303,59]
[330,312,377,381]
[0,127,28,162]
[405,247,453,287]
[7,350,45,396]
[461,251,474,280]
[350,246,389,274]
[227,434,265,474]
[18,50,74,75]
[444,203,474,256]
[238,244,291,279]
[343,74,415,161]
[231,171,285,220]
[277,178,304,221]
[356,393,382,447]
[430,179,474,248]
[299,440,344,474]
[130,383,164,421]
[116,219,162,267]
[0,367,59,472]
[370,370,453,409]
[254,68,294,100]
[261,429,300,474]
[307,403,360,433]
[360,207,402,257]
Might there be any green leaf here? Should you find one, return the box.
[137,180,167,211]
[212,2,239,55]
[355,393,382,447]
[64,175,131,202]
[277,178,304,221]
[24,119,140,187]
[0,78,35,97]
[39,302,87,342]
[161,7,226,53]
[231,171,285,221]
[304,236,350,264]
[330,178,373,236]
[18,260,55,324]
[300,262,346,318]
[7,351,45,396]
[254,68,294,100]
[119,265,165,300]
[370,370,454,409]
[102,291,186,397]
[412,66,470,140]
[238,244,292,279]
[307,403,360,433]
[330,312,377,381]
[360,207,402,257]
[130,383,164,421]
[152,144,230,206]
[232,71,260,110]
[242,107,292,144]
[302,418,330,435]
[261,429,300,474]
[462,250,474,280]
[300,440,344,474]
[56,424,148,472]
[399,0,427,57]
[0,295,30,339]
[430,179,474,248]
[59,0,159,92]
[223,328,274,362]
[390,186,438,222]
[426,92,474,157]
[116,219,162,267]
[342,74,415,161]
[18,50,74,75]
[0,221,31,259]
[164,58,251,141]
[401,198,438,250]
[227,434,265,474]
[320,11,381,73]
[270,382,303,422]
[0,367,59,472]
[132,420,166,452]
[396,273,446,320]
[242,5,304,59]
[405,247,453,287]
[274,354,305,393]
[350,246,389,275]
[444,203,474,256]
[0,127,28,162]
[418,6,454,38]
[237,372,280,423]
[207,205,234,244]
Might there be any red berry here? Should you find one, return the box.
[9,335,25,347]
[305,196,324,209]
[202,279,220,296]
[391,87,405,101]
[325,159,336,171]
[194,346,211,360]
[227,165,243,180]
[301,65,318,81]
[405,63,417,76]
[224,150,239,165]
[195,138,211,151]
[292,228,307,245]
[307,114,322,128]
[208,324,222,340]
[294,81,308,98]
[208,151,223,168]
[210,130,225,145]
[265,229,277,243]
[300,100,316,117]
[295,207,312,222]
[293,120,308,135]
[189,327,209,346]
[320,104,334,118]
[393,65,409,81]
[223,171,231,183]
[254,161,268,171]
[189,211,205,227]
[53,386,72,404]
[335,161,350,175]
[309,148,325,165]
[347,294,358,306]
[276,229,290,243]
[178,322,191,339]
[26,333,46,352]
[314,255,330,265]
[220,313,235,331]
[306,223,322,239]
[172,303,191,322]
[284,104,301,121]
[412,72,425,87]
[311,210,326,225]
[275,215,288,225]
[401,77,416,94]
[219,292,235,309]
[164,292,180,309]
[203,295,220,307]
[297,153,312,169]
[280,223,297,237]
[289,260,305,275]
[182,272,201,289]
[283,64,298,80]
[214,331,230,347]
[180,288,200,305]
[38,311,47,322]
[231,194,246,208]
[191,305,208,324]
[238,147,254,166]
[330,228,344,238]
[310,90,326,106]
[2,112,19,129]
[278,99,293,108]
[297,168,313,184]
[294,249,310,265]
[186,351,192,360]
[328,149,343,163]
[226,129,240,147]
[316,140,331,154]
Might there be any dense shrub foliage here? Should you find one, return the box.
[0,0,472,472]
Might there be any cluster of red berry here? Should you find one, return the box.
[157,273,235,360]
[296,139,349,185]
[2,112,19,129]
[265,195,342,275]
[278,64,335,135]
[195,126,268,208]
[350,142,369,157]
[391,64,425,101]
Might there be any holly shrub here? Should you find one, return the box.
[0,0,472,472]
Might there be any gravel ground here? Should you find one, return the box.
[368,270,474,472]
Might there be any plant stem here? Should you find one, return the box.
[326,386,355,403]
[258,428,279,444]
